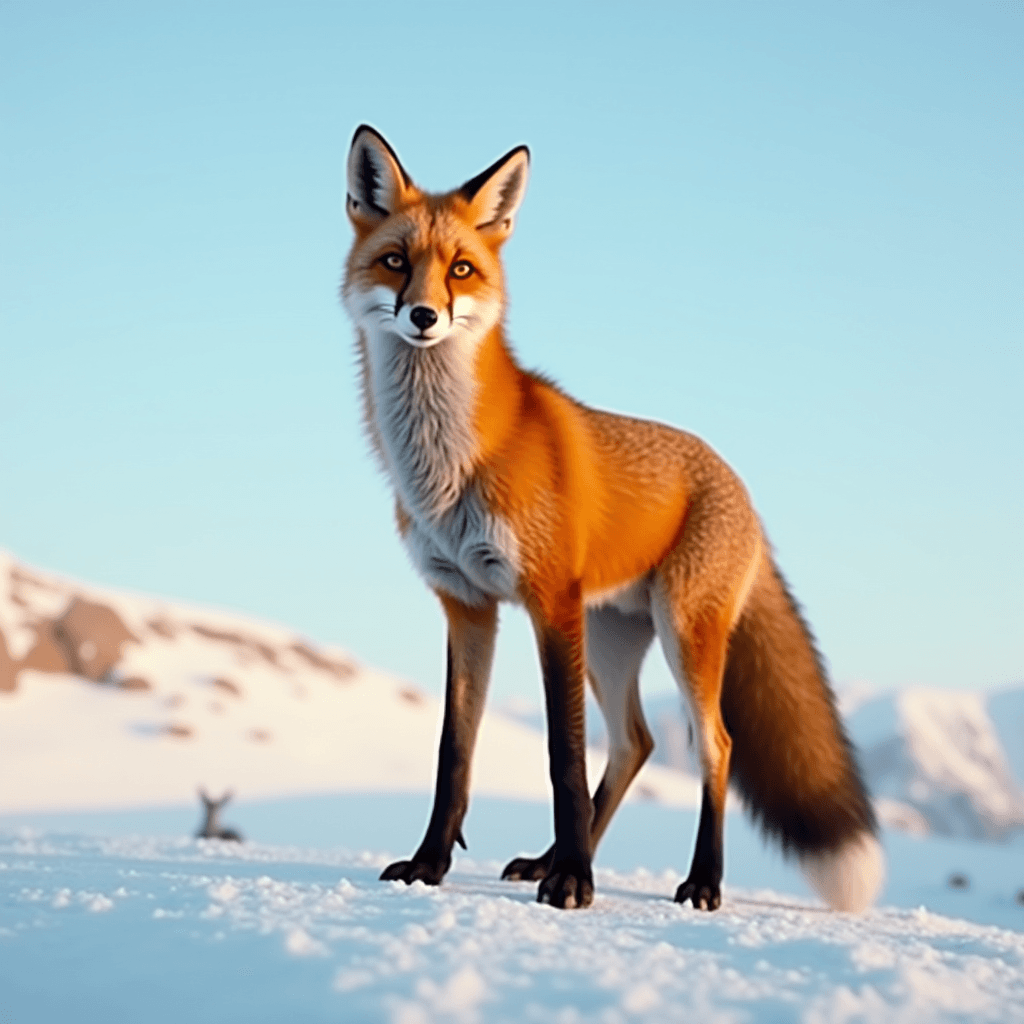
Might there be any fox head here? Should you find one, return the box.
[342,126,529,351]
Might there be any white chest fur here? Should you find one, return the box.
[401,486,521,606]
[359,311,521,606]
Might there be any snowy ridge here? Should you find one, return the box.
[0,551,697,813]
[3,548,1022,843]
[848,688,1024,841]
[497,684,1024,843]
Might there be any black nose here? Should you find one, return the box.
[409,306,438,332]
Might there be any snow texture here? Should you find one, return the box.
[3,822,1024,1024]
[4,549,1024,1019]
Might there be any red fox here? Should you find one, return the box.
[342,125,883,912]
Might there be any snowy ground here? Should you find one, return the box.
[4,552,1024,1019]
[4,794,1024,1023]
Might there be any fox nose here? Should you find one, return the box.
[409,306,438,332]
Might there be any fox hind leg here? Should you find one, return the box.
[652,590,734,910]
[502,606,655,882]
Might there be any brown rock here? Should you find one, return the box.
[54,597,139,681]
[252,641,283,668]
[191,624,247,645]
[21,621,73,674]
[163,723,193,739]
[211,677,242,698]
[290,641,357,681]
[190,624,285,670]
[118,676,152,692]
[0,629,17,692]
[147,618,176,639]
[10,566,57,591]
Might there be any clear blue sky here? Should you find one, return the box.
[2,2,1021,702]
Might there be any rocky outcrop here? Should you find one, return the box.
[0,555,359,704]
[21,620,72,675]
[53,597,139,680]
[0,630,16,692]
[4,598,138,689]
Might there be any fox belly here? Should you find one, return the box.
[401,487,521,607]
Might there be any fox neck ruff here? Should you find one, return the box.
[357,318,522,606]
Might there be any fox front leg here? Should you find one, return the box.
[531,589,595,909]
[380,597,497,886]
[502,606,656,884]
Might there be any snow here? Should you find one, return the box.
[4,798,1024,1023]
[4,549,1024,1020]
[848,690,1024,840]
[0,550,697,813]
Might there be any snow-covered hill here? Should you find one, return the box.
[4,549,1022,844]
[0,551,696,813]
[498,683,1024,843]
[847,688,1024,840]
[5,550,1024,1022]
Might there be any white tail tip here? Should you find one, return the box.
[800,833,885,912]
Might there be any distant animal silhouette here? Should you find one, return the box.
[195,788,243,842]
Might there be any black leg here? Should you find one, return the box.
[502,774,620,881]
[535,622,594,909]
[675,783,724,910]
[381,598,497,886]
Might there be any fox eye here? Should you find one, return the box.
[380,252,408,272]
[450,260,475,279]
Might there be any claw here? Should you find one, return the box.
[379,853,449,886]
[380,860,412,882]
[537,859,594,910]
[501,849,554,882]
[675,877,721,911]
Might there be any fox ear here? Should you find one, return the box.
[346,125,415,230]
[459,145,530,243]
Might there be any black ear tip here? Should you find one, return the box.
[347,124,412,189]
[350,123,384,149]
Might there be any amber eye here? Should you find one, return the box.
[450,260,475,279]
[381,252,408,272]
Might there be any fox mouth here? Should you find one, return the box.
[396,329,446,349]
[345,285,494,351]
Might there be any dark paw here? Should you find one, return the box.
[501,847,555,882]
[379,853,449,886]
[675,876,721,911]
[537,858,594,909]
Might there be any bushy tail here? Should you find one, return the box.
[721,558,884,911]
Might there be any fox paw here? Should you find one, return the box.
[538,859,594,909]
[380,853,449,886]
[501,847,555,882]
[675,876,721,911]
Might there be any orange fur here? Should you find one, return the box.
[344,126,881,914]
